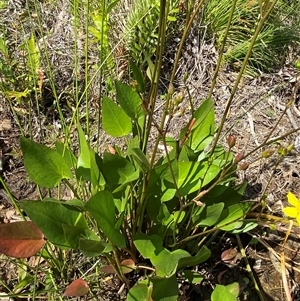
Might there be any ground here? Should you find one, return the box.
[1,0,300,300]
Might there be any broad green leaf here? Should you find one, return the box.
[102,152,139,186]
[115,80,144,119]
[20,137,72,188]
[177,162,201,194]
[133,233,192,277]
[157,203,172,224]
[55,141,76,170]
[65,199,85,210]
[201,164,221,187]
[217,202,253,230]
[153,160,178,201]
[226,282,241,298]
[178,144,197,162]
[127,135,140,155]
[202,184,246,207]
[173,211,185,224]
[153,249,190,277]
[155,160,178,183]
[208,145,233,168]
[182,270,204,284]
[102,95,132,137]
[133,233,164,259]
[177,246,211,271]
[20,199,86,248]
[85,191,125,248]
[127,283,152,301]
[181,98,214,151]
[192,98,214,128]
[178,162,220,195]
[151,275,178,301]
[218,221,243,231]
[230,221,258,233]
[63,225,98,249]
[211,284,236,301]
[79,238,112,256]
[146,196,162,222]
[197,203,224,226]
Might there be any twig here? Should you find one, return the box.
[280,220,293,301]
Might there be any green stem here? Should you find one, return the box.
[208,0,238,99]
[236,234,266,301]
[0,176,25,220]
[138,0,169,231]
[209,0,279,155]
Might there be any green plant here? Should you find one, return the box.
[125,0,180,71]
[0,32,41,103]
[1,85,257,300]
[88,0,118,88]
[1,0,300,300]
[203,0,300,76]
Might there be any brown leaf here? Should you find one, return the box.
[0,221,45,258]
[0,119,12,131]
[63,279,89,297]
[120,259,136,274]
[221,248,238,264]
[107,144,116,154]
[100,264,116,274]
[100,259,136,274]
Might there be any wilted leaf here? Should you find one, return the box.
[221,248,238,264]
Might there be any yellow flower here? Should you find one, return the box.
[283,192,300,224]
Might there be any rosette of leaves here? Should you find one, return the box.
[15,78,257,300]
[125,0,180,71]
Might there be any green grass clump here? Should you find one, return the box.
[203,0,300,76]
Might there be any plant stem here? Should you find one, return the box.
[210,0,279,155]
[0,176,25,220]
[236,234,266,301]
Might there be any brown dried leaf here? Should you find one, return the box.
[221,248,238,264]
[63,279,89,297]
[0,119,11,131]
